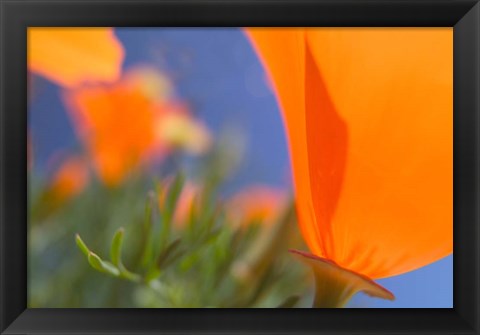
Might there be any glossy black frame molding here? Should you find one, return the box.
[1,0,479,334]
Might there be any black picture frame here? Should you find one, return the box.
[1,0,479,334]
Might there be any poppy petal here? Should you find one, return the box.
[28,28,124,87]
[247,28,452,279]
[64,82,160,186]
[306,28,452,278]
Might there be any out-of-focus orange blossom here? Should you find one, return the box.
[246,28,452,283]
[226,185,288,227]
[49,156,89,201]
[64,67,211,187]
[28,28,124,87]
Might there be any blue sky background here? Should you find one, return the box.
[29,28,452,308]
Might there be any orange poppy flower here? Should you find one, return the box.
[28,28,124,87]
[49,155,89,201]
[226,185,288,227]
[64,67,211,186]
[246,28,452,285]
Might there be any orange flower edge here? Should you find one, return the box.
[28,27,124,88]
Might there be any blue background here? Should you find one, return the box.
[29,28,453,308]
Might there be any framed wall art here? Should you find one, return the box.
[1,0,479,334]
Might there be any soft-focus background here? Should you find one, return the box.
[29,28,452,308]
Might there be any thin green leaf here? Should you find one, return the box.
[163,173,185,218]
[109,227,142,282]
[157,173,185,260]
[87,252,120,277]
[156,238,181,269]
[140,191,158,268]
[75,234,91,258]
[110,228,125,267]
[160,248,186,269]
[162,174,184,229]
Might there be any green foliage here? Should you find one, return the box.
[28,137,311,308]
[72,176,307,307]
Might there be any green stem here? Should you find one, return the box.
[290,250,395,308]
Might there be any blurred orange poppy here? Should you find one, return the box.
[247,28,452,283]
[227,185,288,227]
[49,155,89,201]
[28,28,124,87]
[64,67,211,186]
